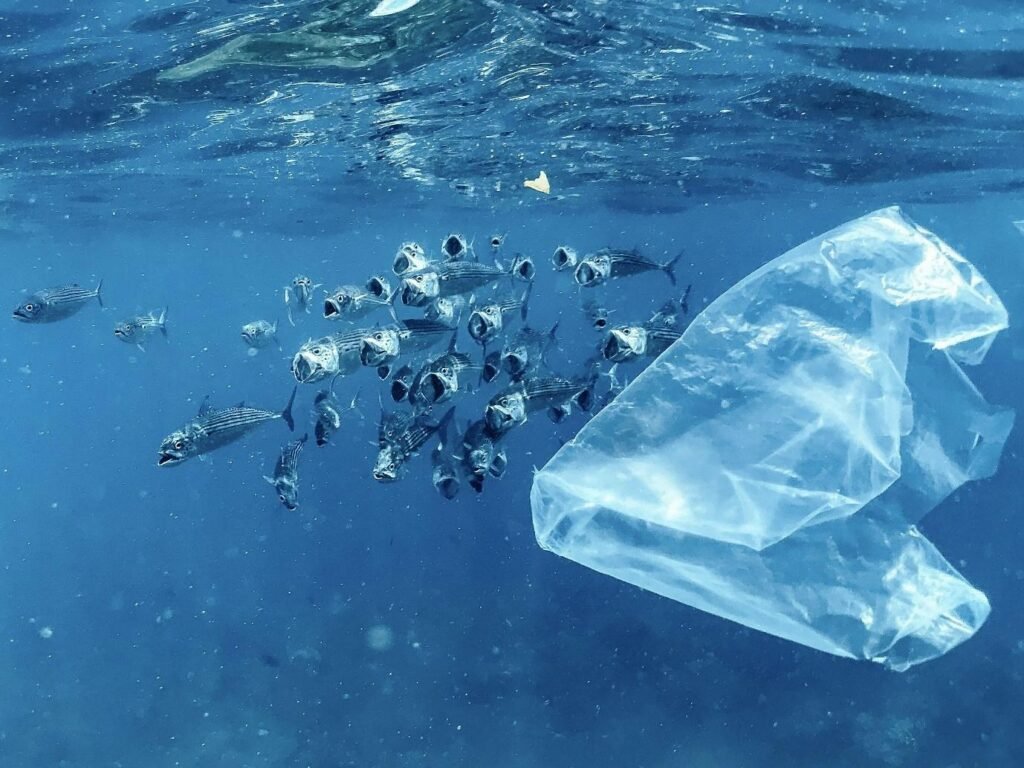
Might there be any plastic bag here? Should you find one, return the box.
[531,207,1014,671]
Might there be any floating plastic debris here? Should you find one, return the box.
[524,171,550,195]
[532,206,1014,672]
[369,0,422,18]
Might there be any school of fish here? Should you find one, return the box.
[12,234,691,510]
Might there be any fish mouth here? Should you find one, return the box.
[502,353,526,376]
[552,248,574,270]
[436,476,460,500]
[376,365,392,380]
[393,254,411,275]
[594,317,608,330]
[423,373,448,404]
[484,405,514,433]
[373,469,398,483]
[367,278,388,298]
[443,236,464,258]
[603,333,624,361]
[515,258,536,281]
[482,361,501,383]
[468,314,489,341]
[284,501,298,511]
[291,354,319,383]
[391,380,410,402]
[575,261,598,286]
[359,340,389,367]
[401,283,428,307]
[157,452,182,467]
[12,309,29,321]
[323,300,340,318]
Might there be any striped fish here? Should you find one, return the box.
[264,433,308,510]
[13,281,103,323]
[484,371,597,435]
[291,329,371,383]
[157,388,297,467]
[373,406,455,482]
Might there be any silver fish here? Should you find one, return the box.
[285,275,319,326]
[314,381,360,447]
[114,308,168,350]
[489,233,506,251]
[366,274,393,299]
[602,324,683,363]
[410,348,480,408]
[13,281,103,323]
[583,299,613,331]
[323,284,396,322]
[484,372,596,435]
[500,322,558,382]
[400,262,511,307]
[441,233,473,262]
[373,406,455,482]
[393,242,431,276]
[467,287,531,347]
[242,319,280,349]
[424,295,468,328]
[574,248,682,288]
[506,253,536,282]
[264,433,308,511]
[157,388,296,467]
[291,329,372,383]
[390,363,417,403]
[460,418,506,493]
[358,319,452,368]
[551,246,578,272]
[481,350,503,384]
[431,415,461,500]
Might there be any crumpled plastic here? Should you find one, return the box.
[531,207,1014,671]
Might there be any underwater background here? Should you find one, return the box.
[2,1,1024,766]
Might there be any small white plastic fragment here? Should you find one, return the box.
[524,171,550,195]
[369,0,422,18]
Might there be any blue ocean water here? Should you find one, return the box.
[2,2,1024,766]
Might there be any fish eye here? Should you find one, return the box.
[174,440,184,450]
[279,494,286,502]
[374,333,383,341]
[312,347,322,355]
[25,303,34,312]
[442,367,452,376]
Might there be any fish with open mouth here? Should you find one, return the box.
[284,275,319,326]
[314,379,360,447]
[574,248,682,288]
[264,433,308,511]
[601,294,690,363]
[431,415,461,500]
[484,371,596,435]
[393,242,431,276]
[424,295,469,328]
[358,319,452,368]
[441,233,473,262]
[489,233,506,252]
[500,322,558,382]
[373,406,455,482]
[482,350,503,384]
[323,283,396,322]
[366,274,393,300]
[583,299,613,331]
[467,287,531,348]
[409,337,481,409]
[241,319,280,350]
[13,281,103,323]
[157,388,296,467]
[389,363,417,403]
[460,418,508,493]
[291,328,375,383]
[400,262,513,307]
[114,308,168,350]
[551,246,578,272]
[504,253,536,282]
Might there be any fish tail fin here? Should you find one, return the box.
[159,307,169,337]
[300,432,309,445]
[95,279,104,308]
[663,251,683,287]
[282,386,297,431]
[520,282,533,322]
[680,283,692,315]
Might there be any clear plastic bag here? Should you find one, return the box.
[531,207,1014,670]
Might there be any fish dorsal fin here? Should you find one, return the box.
[198,396,213,417]
[236,400,246,408]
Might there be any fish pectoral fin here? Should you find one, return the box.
[263,475,277,486]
